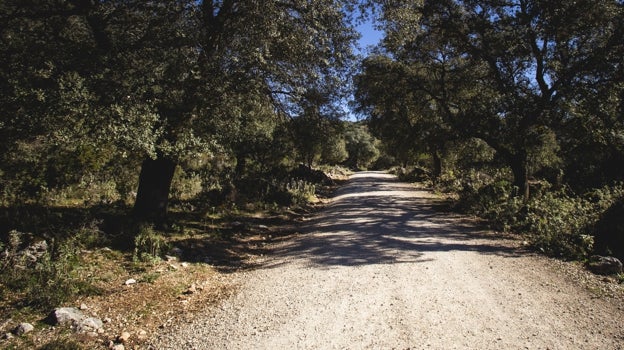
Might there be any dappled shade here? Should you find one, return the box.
[269,172,522,268]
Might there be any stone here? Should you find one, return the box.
[14,323,34,336]
[124,278,137,285]
[49,307,85,326]
[3,333,14,340]
[48,307,103,333]
[111,344,125,350]
[79,317,103,331]
[137,329,148,340]
[588,255,623,275]
[80,303,88,310]
[185,283,197,294]
[118,331,131,343]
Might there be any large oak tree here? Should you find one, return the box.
[1,0,359,221]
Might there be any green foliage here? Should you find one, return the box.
[0,0,360,220]
[364,0,624,198]
[523,190,594,259]
[170,168,203,202]
[321,136,349,166]
[458,179,624,260]
[286,179,317,206]
[391,166,430,184]
[133,225,169,264]
[343,123,380,170]
[0,227,104,311]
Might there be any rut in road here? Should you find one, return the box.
[151,171,624,350]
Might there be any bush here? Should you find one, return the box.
[286,179,316,206]
[458,179,524,232]
[133,225,169,263]
[524,190,594,259]
[457,180,624,260]
[0,228,103,311]
[392,166,430,183]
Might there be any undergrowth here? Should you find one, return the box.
[455,174,624,261]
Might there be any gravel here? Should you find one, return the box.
[149,171,624,349]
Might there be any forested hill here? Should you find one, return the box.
[1,1,624,347]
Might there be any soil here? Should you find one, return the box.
[148,171,624,349]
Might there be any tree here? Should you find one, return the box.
[343,123,380,169]
[355,55,459,179]
[1,1,359,221]
[369,0,624,199]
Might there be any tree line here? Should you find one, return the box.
[0,0,383,223]
[2,0,624,261]
[355,0,624,260]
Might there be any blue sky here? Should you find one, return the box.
[344,19,383,120]
[356,18,383,55]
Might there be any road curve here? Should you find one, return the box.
[151,171,624,349]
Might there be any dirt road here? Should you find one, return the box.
[151,171,624,349]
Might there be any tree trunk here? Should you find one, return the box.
[510,154,530,201]
[133,157,177,223]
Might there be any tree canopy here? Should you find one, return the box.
[356,0,624,198]
[1,0,361,219]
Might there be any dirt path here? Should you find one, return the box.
[150,171,624,349]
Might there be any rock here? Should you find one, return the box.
[111,344,125,350]
[124,278,137,285]
[48,307,103,333]
[137,329,148,340]
[80,303,88,310]
[49,307,85,326]
[588,255,623,275]
[3,332,13,340]
[185,283,197,294]
[103,317,112,323]
[24,240,48,263]
[79,317,103,331]
[13,323,34,336]
[117,331,131,343]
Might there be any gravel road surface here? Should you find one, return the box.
[150,171,624,349]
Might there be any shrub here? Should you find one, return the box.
[0,228,103,311]
[286,179,316,206]
[524,190,594,259]
[392,166,430,184]
[171,168,203,201]
[458,179,524,232]
[133,225,169,263]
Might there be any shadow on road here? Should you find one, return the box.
[267,171,524,268]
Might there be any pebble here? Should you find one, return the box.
[14,322,34,336]
[118,331,131,343]
[124,278,137,285]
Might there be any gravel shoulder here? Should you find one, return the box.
[150,171,624,349]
